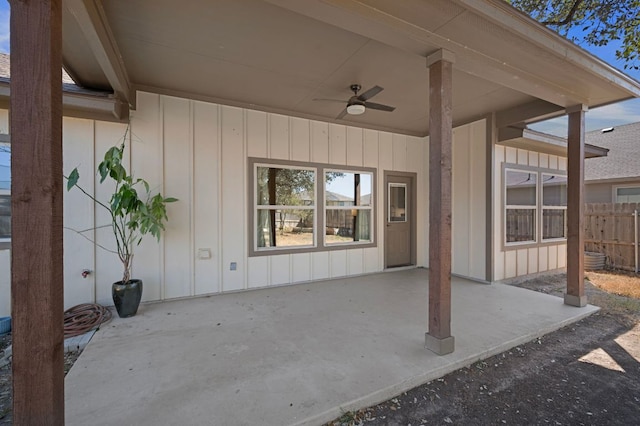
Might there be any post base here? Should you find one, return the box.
[564,293,588,307]
[425,333,455,355]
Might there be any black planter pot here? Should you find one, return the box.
[112,279,143,318]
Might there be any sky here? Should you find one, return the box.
[0,0,637,150]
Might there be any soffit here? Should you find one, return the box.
[61,0,640,136]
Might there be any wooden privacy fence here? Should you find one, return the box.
[584,203,639,272]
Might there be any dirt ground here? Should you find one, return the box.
[0,335,80,425]
[326,271,640,426]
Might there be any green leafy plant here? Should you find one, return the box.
[66,128,177,284]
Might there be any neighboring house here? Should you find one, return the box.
[585,122,640,203]
[2,0,640,320]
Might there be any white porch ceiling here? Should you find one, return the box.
[61,0,640,136]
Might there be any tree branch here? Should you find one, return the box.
[541,0,585,26]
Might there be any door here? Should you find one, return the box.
[385,173,414,268]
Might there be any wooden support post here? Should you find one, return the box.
[565,104,588,307]
[425,49,455,355]
[10,0,65,423]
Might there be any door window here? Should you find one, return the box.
[388,183,407,222]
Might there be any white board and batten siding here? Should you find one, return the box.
[0,92,495,316]
[493,146,568,281]
[452,121,487,281]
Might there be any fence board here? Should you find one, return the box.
[584,203,639,271]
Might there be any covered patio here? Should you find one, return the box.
[65,269,598,426]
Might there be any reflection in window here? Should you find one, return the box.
[325,171,373,244]
[0,142,9,240]
[255,166,315,249]
[505,169,537,243]
[542,174,567,240]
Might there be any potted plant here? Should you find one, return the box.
[67,129,177,317]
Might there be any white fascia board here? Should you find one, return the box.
[454,0,640,98]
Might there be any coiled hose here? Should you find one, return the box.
[63,303,112,338]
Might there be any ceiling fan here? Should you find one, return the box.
[314,84,396,119]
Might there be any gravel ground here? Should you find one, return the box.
[0,335,81,425]
[326,272,640,426]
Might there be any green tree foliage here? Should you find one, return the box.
[508,0,640,69]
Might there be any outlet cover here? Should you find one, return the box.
[197,248,212,260]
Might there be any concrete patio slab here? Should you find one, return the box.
[65,269,598,426]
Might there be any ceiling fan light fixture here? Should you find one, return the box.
[347,104,365,115]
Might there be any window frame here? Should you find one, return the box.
[0,137,10,250]
[323,168,374,247]
[253,162,318,253]
[249,158,376,257]
[613,184,640,203]
[541,173,567,242]
[502,164,568,250]
[504,167,538,246]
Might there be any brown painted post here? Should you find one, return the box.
[565,105,588,307]
[425,49,455,355]
[10,0,65,424]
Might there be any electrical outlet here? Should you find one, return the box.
[197,248,212,259]
[230,262,237,271]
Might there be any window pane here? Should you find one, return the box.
[616,187,640,203]
[325,209,372,244]
[325,172,372,206]
[389,184,406,222]
[256,167,314,206]
[543,209,566,239]
[543,174,567,206]
[256,209,314,248]
[0,143,9,190]
[506,170,536,206]
[0,195,9,239]
[0,144,9,239]
[506,208,535,243]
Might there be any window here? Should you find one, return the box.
[504,165,568,247]
[324,171,373,245]
[388,183,407,222]
[505,169,537,243]
[615,186,640,203]
[250,159,375,255]
[0,141,9,242]
[255,165,316,250]
[542,174,567,240]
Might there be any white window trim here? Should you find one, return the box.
[323,168,374,247]
[502,164,569,249]
[253,162,318,253]
[248,158,377,256]
[0,189,9,245]
[0,138,10,248]
[504,168,538,246]
[388,183,407,223]
[541,173,567,242]
[613,184,640,203]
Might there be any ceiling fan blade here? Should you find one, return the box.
[313,98,347,103]
[358,85,383,101]
[364,101,395,112]
[336,108,348,119]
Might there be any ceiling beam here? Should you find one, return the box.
[495,99,565,128]
[263,0,591,106]
[65,0,133,107]
[0,82,128,121]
